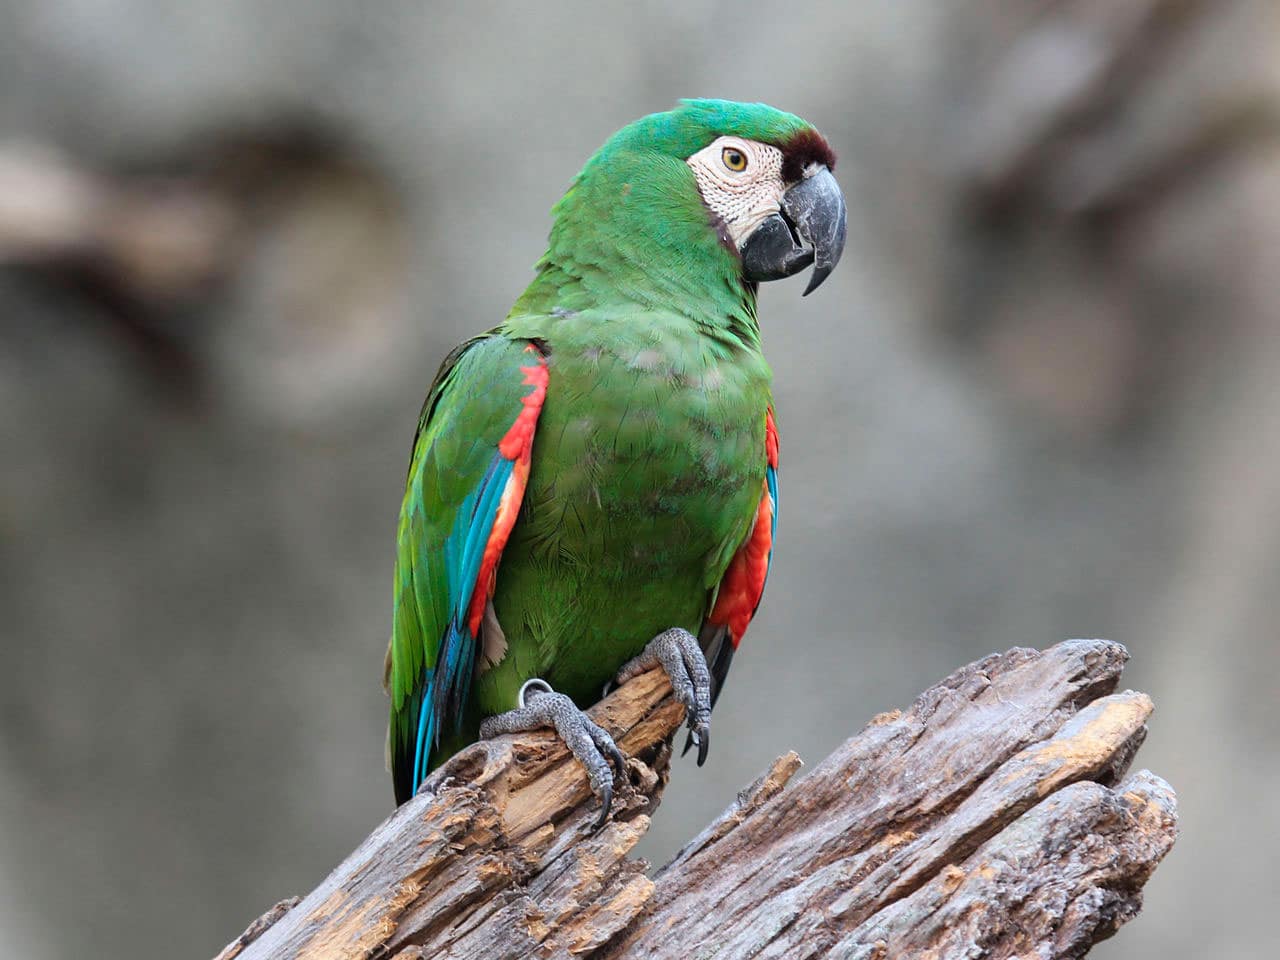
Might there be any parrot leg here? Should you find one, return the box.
[479,679,627,828]
[616,627,713,766]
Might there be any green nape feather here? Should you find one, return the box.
[387,100,820,801]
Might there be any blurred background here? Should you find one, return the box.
[1,1,1276,957]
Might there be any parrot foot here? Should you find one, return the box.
[617,627,713,766]
[479,678,626,828]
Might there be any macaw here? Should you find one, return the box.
[385,99,845,821]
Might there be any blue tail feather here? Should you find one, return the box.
[412,673,437,795]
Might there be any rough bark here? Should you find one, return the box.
[218,640,1177,960]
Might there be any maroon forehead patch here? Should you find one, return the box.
[780,128,837,183]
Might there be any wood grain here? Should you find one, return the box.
[221,640,1177,960]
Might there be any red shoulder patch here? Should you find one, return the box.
[497,349,549,460]
[708,483,774,647]
[467,347,549,636]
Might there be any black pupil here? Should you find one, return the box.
[728,151,742,167]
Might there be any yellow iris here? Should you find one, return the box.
[722,147,747,172]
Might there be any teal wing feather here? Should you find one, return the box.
[386,333,548,804]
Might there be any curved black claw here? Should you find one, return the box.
[480,684,627,829]
[617,627,713,766]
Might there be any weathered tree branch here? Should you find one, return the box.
[218,641,1177,960]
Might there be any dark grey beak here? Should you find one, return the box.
[740,166,847,296]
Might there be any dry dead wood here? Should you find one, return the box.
[217,640,1176,960]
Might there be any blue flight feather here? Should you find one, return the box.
[411,452,516,794]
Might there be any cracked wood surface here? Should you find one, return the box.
[219,640,1177,960]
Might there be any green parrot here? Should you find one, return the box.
[385,99,844,820]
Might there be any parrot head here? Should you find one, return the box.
[679,104,845,296]
[536,99,846,308]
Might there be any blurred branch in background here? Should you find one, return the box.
[0,126,413,422]
[0,141,233,294]
[0,140,235,383]
[940,0,1280,439]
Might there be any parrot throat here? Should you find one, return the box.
[511,155,762,353]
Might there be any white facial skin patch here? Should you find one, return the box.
[685,136,786,249]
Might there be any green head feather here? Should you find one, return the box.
[592,99,816,163]
[512,100,828,337]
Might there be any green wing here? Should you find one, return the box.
[385,333,548,803]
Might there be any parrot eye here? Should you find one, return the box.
[721,147,748,172]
